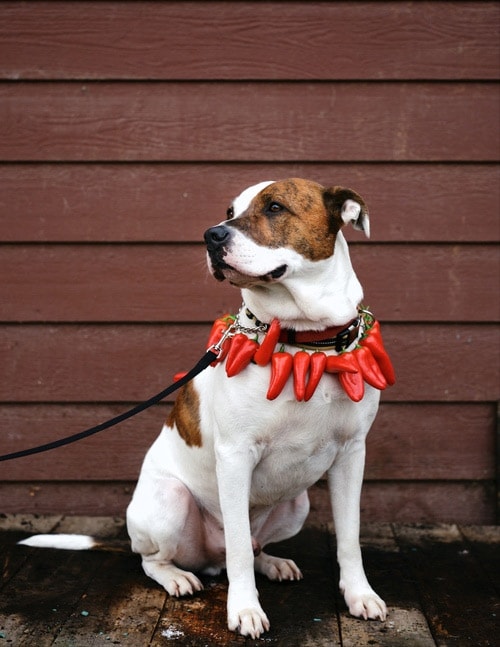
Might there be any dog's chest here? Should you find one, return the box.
[249,424,338,504]
[205,369,371,501]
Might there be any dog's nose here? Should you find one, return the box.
[204,225,231,250]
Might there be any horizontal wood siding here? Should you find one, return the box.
[1,1,498,80]
[1,83,498,161]
[0,403,495,481]
[0,1,498,523]
[1,245,498,322]
[0,324,498,402]
[0,164,499,243]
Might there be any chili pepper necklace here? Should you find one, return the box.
[185,307,396,403]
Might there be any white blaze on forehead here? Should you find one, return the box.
[232,181,275,217]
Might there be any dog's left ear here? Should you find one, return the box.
[324,186,370,238]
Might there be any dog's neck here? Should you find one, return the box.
[241,233,363,331]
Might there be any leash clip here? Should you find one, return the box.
[209,322,238,357]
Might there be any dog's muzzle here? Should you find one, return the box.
[204,225,233,280]
[204,224,288,284]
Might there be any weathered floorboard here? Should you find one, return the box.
[394,525,500,646]
[334,524,436,646]
[1,517,499,645]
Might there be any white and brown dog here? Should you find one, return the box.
[23,178,387,638]
[127,178,386,636]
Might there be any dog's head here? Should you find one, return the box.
[204,178,369,288]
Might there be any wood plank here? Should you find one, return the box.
[365,403,495,481]
[0,480,495,525]
[0,534,121,645]
[1,163,498,244]
[0,514,62,590]
[0,515,128,646]
[0,323,498,402]
[2,518,499,646]
[0,243,497,323]
[360,482,496,525]
[151,527,341,646]
[54,515,126,537]
[460,525,500,592]
[0,403,494,482]
[0,82,498,162]
[332,524,436,646]
[152,579,259,646]
[0,482,135,517]
[51,551,165,647]
[0,1,497,80]
[340,606,436,646]
[394,524,499,646]
[0,513,62,534]
[310,481,496,525]
[0,403,168,481]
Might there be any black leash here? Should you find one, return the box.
[0,350,218,463]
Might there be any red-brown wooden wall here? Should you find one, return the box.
[0,1,499,523]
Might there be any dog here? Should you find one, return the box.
[22,178,388,638]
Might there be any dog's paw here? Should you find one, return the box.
[342,586,387,621]
[142,561,203,597]
[167,569,204,598]
[228,606,270,638]
[255,552,303,581]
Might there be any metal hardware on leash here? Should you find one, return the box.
[207,313,267,358]
[208,321,238,356]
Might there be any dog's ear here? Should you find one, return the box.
[324,186,370,238]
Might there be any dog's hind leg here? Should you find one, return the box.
[253,492,309,581]
[127,476,210,597]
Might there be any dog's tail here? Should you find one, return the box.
[18,534,130,553]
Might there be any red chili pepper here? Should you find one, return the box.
[206,314,233,348]
[325,353,359,374]
[304,352,327,402]
[225,333,259,377]
[338,370,365,402]
[267,351,293,400]
[354,345,387,390]
[360,320,396,385]
[206,314,235,366]
[253,318,281,366]
[293,351,311,401]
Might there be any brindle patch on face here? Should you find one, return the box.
[166,380,202,447]
[228,178,348,261]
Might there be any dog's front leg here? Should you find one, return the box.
[215,445,270,638]
[328,439,387,621]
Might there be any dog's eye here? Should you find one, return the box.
[226,206,234,220]
[267,202,284,215]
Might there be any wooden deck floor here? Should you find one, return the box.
[0,515,498,646]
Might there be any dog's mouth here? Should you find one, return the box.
[209,258,288,286]
[264,264,287,280]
